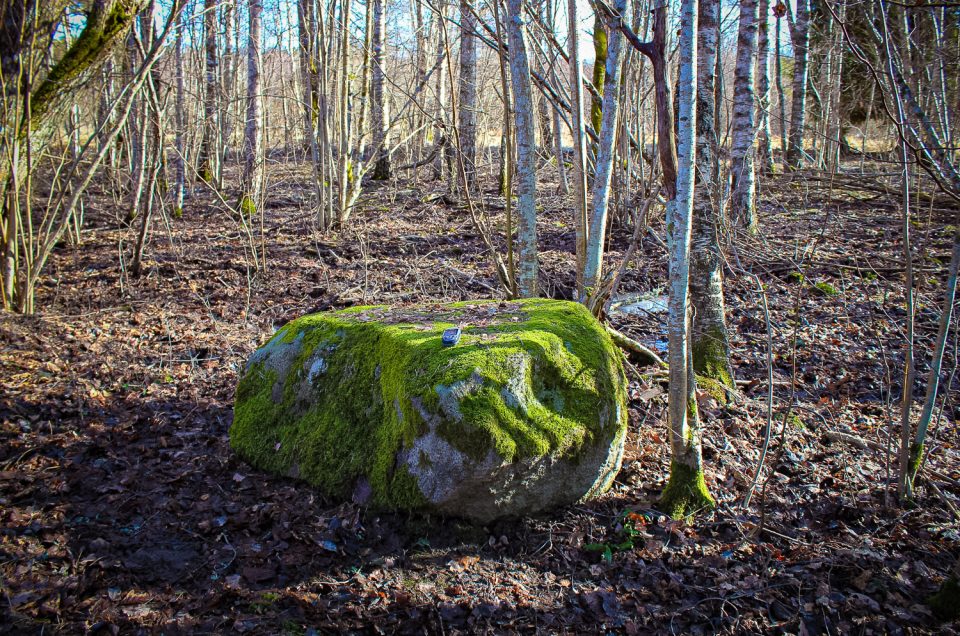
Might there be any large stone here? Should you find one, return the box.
[230,299,627,522]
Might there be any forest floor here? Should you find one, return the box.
[1,159,959,634]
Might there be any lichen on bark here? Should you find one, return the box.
[692,325,735,391]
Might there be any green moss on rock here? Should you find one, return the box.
[231,299,628,521]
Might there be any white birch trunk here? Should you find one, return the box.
[198,0,220,186]
[690,0,734,389]
[458,0,477,189]
[786,0,809,169]
[584,0,626,296]
[660,0,715,518]
[337,0,353,223]
[729,0,758,230]
[756,0,774,173]
[371,0,391,180]
[242,0,263,211]
[567,0,589,294]
[431,1,449,181]
[507,0,538,297]
[173,6,186,213]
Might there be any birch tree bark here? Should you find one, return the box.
[659,0,715,519]
[690,0,734,391]
[545,0,568,194]
[241,0,264,215]
[336,0,353,223]
[298,0,318,157]
[431,1,450,181]
[221,0,237,165]
[173,5,186,215]
[590,14,608,134]
[507,0,538,297]
[197,0,221,186]
[824,0,845,172]
[729,0,759,230]
[786,0,810,169]
[756,0,774,173]
[650,3,677,199]
[458,0,478,189]
[584,0,626,301]
[567,0,589,294]
[371,0,391,180]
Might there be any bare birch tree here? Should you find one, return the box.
[568,0,590,295]
[729,0,759,230]
[371,0,391,180]
[507,0,538,297]
[197,0,221,186]
[241,0,264,215]
[584,0,626,303]
[458,0,478,190]
[756,0,774,173]
[659,0,715,519]
[690,0,734,391]
[173,4,187,215]
[786,0,810,169]
[0,0,145,311]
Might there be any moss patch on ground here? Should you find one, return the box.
[231,299,628,514]
[929,577,960,620]
[812,281,839,296]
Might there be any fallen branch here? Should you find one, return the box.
[604,325,666,368]
[822,430,885,452]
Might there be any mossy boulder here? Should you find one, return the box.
[231,299,628,522]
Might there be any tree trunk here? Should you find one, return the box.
[507,0,538,297]
[221,0,237,166]
[591,14,608,134]
[371,0,391,180]
[241,0,264,215]
[584,0,626,300]
[336,0,353,223]
[545,0,568,194]
[651,3,678,200]
[660,0,715,519]
[197,0,221,186]
[775,10,788,162]
[458,0,477,189]
[690,0,734,391]
[568,0,589,294]
[756,0,774,173]
[908,230,959,486]
[431,1,449,181]
[173,5,186,214]
[729,0,759,229]
[786,0,810,169]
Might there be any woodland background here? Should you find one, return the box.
[0,0,958,632]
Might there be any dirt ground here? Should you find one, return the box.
[1,161,958,634]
